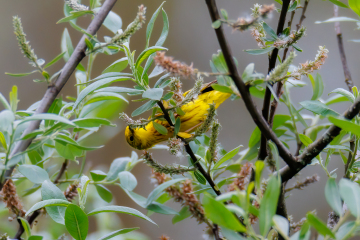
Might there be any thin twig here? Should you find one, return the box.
[258,0,291,161]
[205,0,300,170]
[0,0,118,191]
[334,5,354,91]
[53,160,69,184]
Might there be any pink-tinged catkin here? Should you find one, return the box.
[154,52,196,78]
[159,235,171,240]
[290,217,306,232]
[151,171,206,224]
[0,179,25,217]
[64,183,79,202]
[228,162,253,191]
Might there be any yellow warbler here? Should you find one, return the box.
[125,82,231,150]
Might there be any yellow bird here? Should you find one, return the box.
[125,82,231,150]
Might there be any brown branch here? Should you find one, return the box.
[334,5,354,92]
[205,0,300,170]
[280,98,360,182]
[296,0,310,31]
[0,0,118,191]
[53,160,69,184]
[258,0,291,161]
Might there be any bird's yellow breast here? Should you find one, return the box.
[125,90,231,150]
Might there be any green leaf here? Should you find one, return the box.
[329,0,349,8]
[299,134,313,147]
[268,140,280,171]
[288,0,297,11]
[213,146,241,169]
[220,9,228,20]
[90,170,107,181]
[325,178,342,216]
[315,16,359,24]
[19,113,75,127]
[5,70,38,77]
[263,22,277,40]
[95,86,143,95]
[174,117,181,136]
[329,88,354,103]
[300,101,338,117]
[26,199,70,216]
[272,215,290,238]
[102,57,128,73]
[28,236,43,240]
[194,171,207,185]
[42,180,67,224]
[211,84,233,93]
[172,206,192,224]
[85,38,93,51]
[119,171,137,191]
[106,157,131,181]
[212,20,222,29]
[73,77,130,109]
[0,93,11,110]
[146,178,186,206]
[95,184,113,203]
[18,217,32,238]
[339,178,360,217]
[57,10,93,24]
[73,118,115,128]
[147,202,178,215]
[328,116,360,137]
[61,28,74,62]
[349,0,360,16]
[9,85,18,112]
[142,88,164,100]
[135,46,167,70]
[259,175,281,236]
[55,141,83,160]
[309,74,324,100]
[203,194,246,232]
[146,1,166,48]
[245,47,275,55]
[18,165,50,184]
[65,204,89,240]
[132,100,157,117]
[99,228,139,240]
[153,121,168,135]
[87,205,156,225]
[0,132,7,150]
[306,212,335,238]
[155,9,169,47]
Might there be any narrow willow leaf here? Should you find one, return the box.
[99,228,139,240]
[142,88,164,100]
[146,1,166,48]
[102,57,128,73]
[153,121,168,135]
[5,70,38,77]
[245,47,275,55]
[300,101,338,117]
[203,194,246,232]
[329,88,355,103]
[26,199,70,216]
[18,113,75,126]
[213,146,242,169]
[42,180,67,224]
[172,206,192,224]
[118,171,137,191]
[339,178,360,217]
[315,16,359,24]
[146,178,186,206]
[18,165,50,184]
[18,217,32,238]
[325,178,342,216]
[328,116,360,137]
[132,100,157,117]
[135,46,167,70]
[306,213,335,238]
[95,184,113,203]
[87,205,157,225]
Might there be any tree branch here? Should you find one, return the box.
[258,0,291,161]
[280,98,360,182]
[205,0,300,170]
[0,0,118,191]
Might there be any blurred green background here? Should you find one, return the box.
[0,0,359,239]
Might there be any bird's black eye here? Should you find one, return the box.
[130,136,134,141]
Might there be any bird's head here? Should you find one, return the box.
[125,126,149,150]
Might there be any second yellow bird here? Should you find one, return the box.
[125,82,231,150]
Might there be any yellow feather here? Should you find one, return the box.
[125,89,231,150]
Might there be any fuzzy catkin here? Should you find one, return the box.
[64,183,79,202]
[0,179,25,217]
[228,162,253,191]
